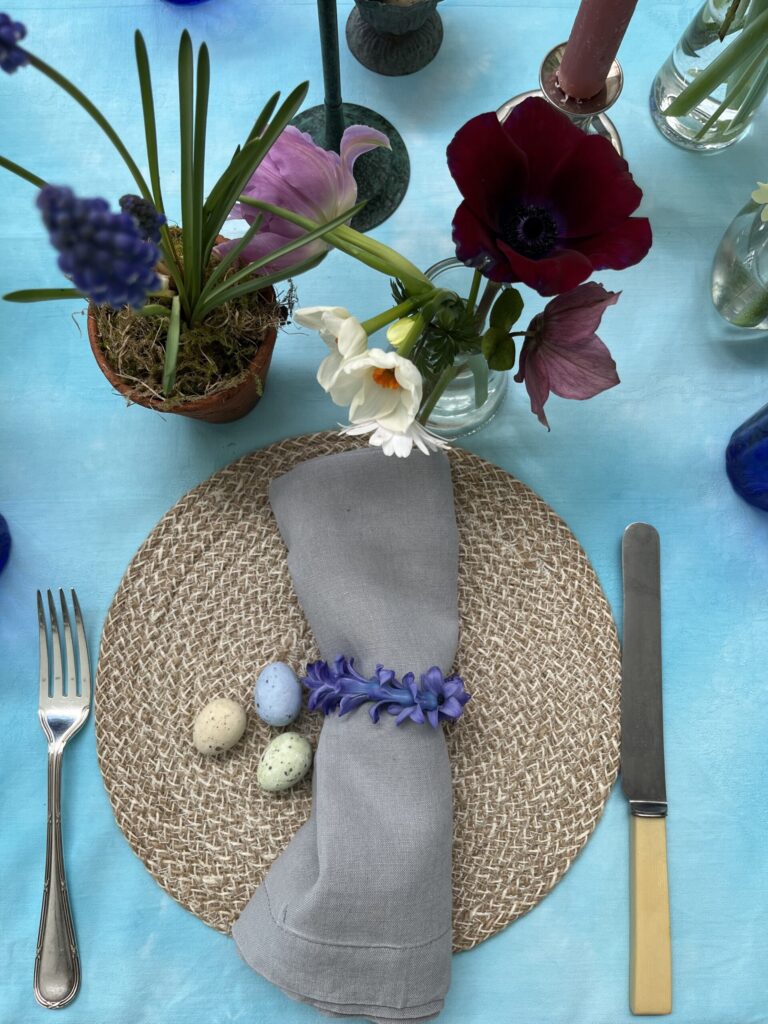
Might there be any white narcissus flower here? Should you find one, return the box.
[294,306,368,406]
[752,182,768,222]
[342,420,449,458]
[342,348,423,433]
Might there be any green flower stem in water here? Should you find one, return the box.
[474,279,502,329]
[664,7,768,116]
[465,269,482,317]
[469,353,489,407]
[418,363,463,424]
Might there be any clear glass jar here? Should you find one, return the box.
[711,200,768,329]
[649,0,768,152]
[422,258,508,439]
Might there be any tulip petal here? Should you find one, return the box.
[569,217,653,271]
[498,96,585,199]
[447,112,529,223]
[339,124,391,176]
[551,134,643,237]
[496,239,593,295]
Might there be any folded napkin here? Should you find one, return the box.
[233,447,460,1023]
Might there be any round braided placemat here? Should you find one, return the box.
[95,431,620,952]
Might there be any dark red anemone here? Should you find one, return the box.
[447,97,652,296]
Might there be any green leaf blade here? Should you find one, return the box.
[162,295,182,395]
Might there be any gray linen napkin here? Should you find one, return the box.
[233,447,460,1023]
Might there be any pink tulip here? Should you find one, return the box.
[221,124,390,273]
[515,282,620,428]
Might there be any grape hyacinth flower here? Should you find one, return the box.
[37,186,160,309]
[302,656,471,727]
[0,12,27,74]
[119,194,167,244]
[220,124,390,274]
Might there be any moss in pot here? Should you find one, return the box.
[0,22,376,421]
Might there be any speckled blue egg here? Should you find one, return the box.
[254,662,302,726]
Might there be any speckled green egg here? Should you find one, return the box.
[257,732,313,792]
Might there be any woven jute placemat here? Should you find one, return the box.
[95,431,620,952]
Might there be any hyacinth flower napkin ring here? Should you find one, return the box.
[233,447,470,1023]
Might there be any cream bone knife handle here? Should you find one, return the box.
[630,810,672,1015]
[622,523,672,1015]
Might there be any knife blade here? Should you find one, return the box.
[621,523,672,1015]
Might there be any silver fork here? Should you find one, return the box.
[34,590,91,1009]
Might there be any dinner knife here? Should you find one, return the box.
[621,523,672,1015]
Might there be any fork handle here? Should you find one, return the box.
[34,746,81,1009]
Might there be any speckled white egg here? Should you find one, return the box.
[257,732,313,792]
[192,698,247,755]
[254,662,302,727]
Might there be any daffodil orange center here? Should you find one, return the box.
[372,367,400,390]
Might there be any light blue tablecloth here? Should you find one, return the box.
[2,1,767,1021]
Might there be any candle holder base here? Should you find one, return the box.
[345,5,443,76]
[497,43,624,156]
[293,103,410,231]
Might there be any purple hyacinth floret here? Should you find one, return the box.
[119,194,167,244]
[37,186,160,309]
[302,656,471,728]
[0,12,27,73]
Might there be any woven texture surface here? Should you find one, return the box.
[95,432,620,951]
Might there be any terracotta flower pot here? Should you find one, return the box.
[87,292,278,425]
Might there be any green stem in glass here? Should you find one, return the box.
[418,363,462,424]
[465,269,482,317]
[474,279,502,329]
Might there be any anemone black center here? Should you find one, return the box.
[499,203,558,259]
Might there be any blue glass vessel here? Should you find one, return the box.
[725,403,768,510]
[0,513,10,574]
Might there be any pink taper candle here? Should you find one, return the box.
[558,0,638,100]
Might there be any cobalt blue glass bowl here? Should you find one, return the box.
[725,402,768,511]
[0,513,11,574]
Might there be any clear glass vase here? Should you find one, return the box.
[422,258,508,439]
[711,200,768,329]
[649,0,768,151]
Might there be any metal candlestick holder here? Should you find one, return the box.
[497,43,624,156]
[293,0,409,231]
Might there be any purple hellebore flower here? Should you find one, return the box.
[219,124,390,274]
[514,281,620,429]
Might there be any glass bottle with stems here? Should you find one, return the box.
[650,0,768,151]
[711,189,768,329]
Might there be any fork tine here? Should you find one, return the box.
[59,590,77,698]
[47,590,63,697]
[37,591,49,704]
[71,590,91,705]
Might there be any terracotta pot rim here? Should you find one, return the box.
[86,288,279,423]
